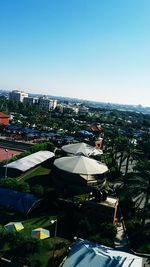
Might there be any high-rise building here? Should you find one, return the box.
[9,90,28,103]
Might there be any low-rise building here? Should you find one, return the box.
[39,96,57,111]
[78,106,89,115]
[82,196,118,224]
[0,112,9,125]
[23,96,39,105]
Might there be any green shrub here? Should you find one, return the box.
[0,178,18,189]
[125,218,148,250]
[77,217,92,239]
[0,178,30,193]
[90,234,114,247]
[126,218,141,236]
[44,188,58,201]
[13,236,40,257]
[136,243,150,254]
[30,184,44,197]
[119,191,135,219]
[17,182,30,192]
[100,222,117,239]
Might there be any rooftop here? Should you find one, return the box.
[0,112,9,118]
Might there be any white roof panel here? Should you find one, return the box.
[5,150,54,172]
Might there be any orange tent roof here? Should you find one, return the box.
[87,124,102,132]
[0,112,9,118]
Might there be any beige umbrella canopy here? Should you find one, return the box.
[62,142,103,157]
[53,155,108,175]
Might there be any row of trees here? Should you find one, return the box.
[103,125,150,252]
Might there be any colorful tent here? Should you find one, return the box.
[4,222,24,232]
[31,228,50,240]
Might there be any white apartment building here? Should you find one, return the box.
[78,106,89,115]
[72,106,79,114]
[39,96,57,111]
[23,96,39,105]
[63,105,79,114]
[9,90,28,103]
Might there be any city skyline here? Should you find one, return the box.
[0,0,150,107]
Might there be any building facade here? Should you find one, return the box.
[39,96,57,111]
[78,106,89,115]
[0,112,9,125]
[9,90,28,103]
[23,96,39,105]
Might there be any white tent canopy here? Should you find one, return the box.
[5,150,54,172]
[62,142,103,157]
[54,155,108,175]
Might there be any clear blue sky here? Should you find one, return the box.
[0,0,150,106]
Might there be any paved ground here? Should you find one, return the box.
[114,222,130,252]
[0,147,21,161]
[114,222,150,267]
[0,139,32,150]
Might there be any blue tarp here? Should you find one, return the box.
[63,239,142,267]
[21,128,41,134]
[5,125,21,131]
[0,187,40,214]
[79,130,93,136]
[4,125,54,136]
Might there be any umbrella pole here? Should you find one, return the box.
[52,219,57,263]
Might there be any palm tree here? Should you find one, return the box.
[136,131,150,160]
[103,127,120,153]
[126,160,150,231]
[124,139,137,176]
[114,130,137,179]
[116,137,128,173]
[103,129,134,180]
[114,136,132,175]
